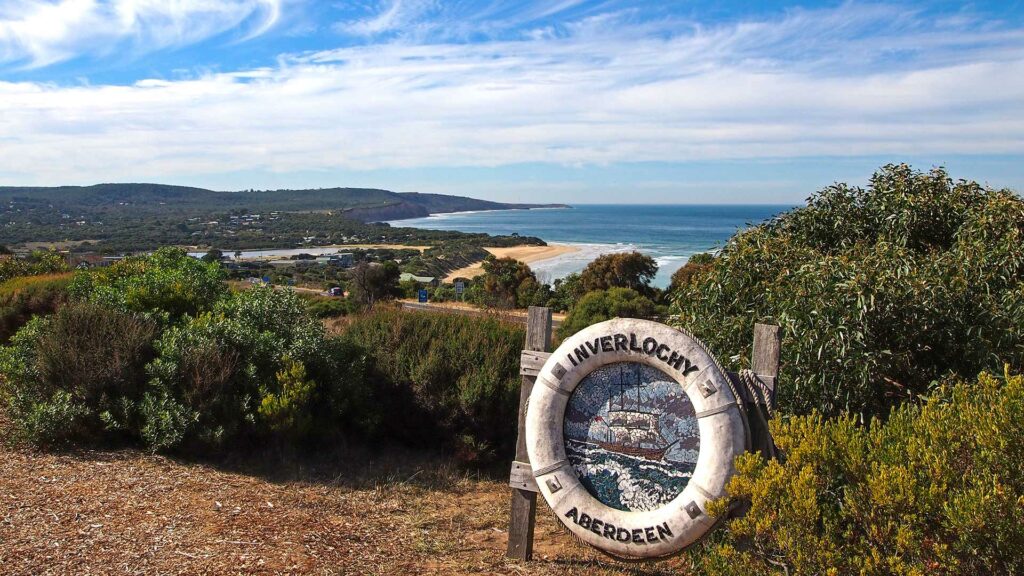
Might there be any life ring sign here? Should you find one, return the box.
[525,318,747,559]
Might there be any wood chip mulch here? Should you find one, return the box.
[0,443,689,575]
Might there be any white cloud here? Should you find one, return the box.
[0,3,1023,185]
[0,0,280,68]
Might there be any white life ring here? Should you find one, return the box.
[525,318,747,559]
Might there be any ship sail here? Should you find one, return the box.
[594,364,676,461]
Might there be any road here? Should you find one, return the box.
[400,300,564,328]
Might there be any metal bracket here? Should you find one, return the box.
[509,460,539,492]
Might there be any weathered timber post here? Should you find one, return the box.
[506,306,552,560]
[738,323,782,459]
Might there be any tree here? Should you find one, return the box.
[548,273,584,312]
[579,251,658,295]
[349,261,400,308]
[673,163,1024,418]
[201,249,223,263]
[480,256,540,309]
[557,287,657,339]
[668,252,714,293]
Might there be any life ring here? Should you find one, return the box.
[525,318,747,559]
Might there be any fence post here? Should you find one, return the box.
[749,323,782,458]
[506,306,552,561]
[752,323,782,389]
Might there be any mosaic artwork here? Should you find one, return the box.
[563,362,700,512]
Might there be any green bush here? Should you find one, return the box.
[0,303,157,445]
[673,164,1024,418]
[557,287,657,340]
[70,247,226,324]
[142,286,368,450]
[695,371,1024,575]
[0,250,68,283]
[303,295,352,318]
[0,273,72,343]
[339,307,524,460]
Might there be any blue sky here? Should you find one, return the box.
[1,0,1022,203]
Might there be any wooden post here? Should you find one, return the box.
[749,323,782,458]
[506,306,552,561]
[752,324,782,388]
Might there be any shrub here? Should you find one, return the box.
[0,250,68,283]
[141,286,370,451]
[557,287,657,340]
[339,307,524,460]
[0,303,157,445]
[303,295,351,318]
[673,164,1024,418]
[0,273,72,343]
[694,371,1024,575]
[258,356,316,436]
[69,247,226,324]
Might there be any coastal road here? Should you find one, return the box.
[400,300,564,328]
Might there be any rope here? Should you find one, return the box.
[738,368,775,419]
[736,368,778,460]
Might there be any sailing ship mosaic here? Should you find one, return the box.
[563,362,700,512]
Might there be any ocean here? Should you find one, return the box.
[390,204,791,288]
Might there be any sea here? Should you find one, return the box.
[389,204,791,288]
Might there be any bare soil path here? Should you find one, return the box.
[0,442,688,575]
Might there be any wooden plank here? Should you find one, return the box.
[506,306,552,561]
[519,350,552,376]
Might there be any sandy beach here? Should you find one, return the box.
[445,244,579,282]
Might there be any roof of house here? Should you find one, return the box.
[399,273,436,283]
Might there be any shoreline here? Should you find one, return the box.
[444,244,580,282]
[386,205,572,224]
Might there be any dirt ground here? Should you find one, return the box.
[0,442,690,575]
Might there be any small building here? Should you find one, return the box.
[315,253,354,268]
[399,273,438,286]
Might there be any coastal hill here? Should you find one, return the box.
[0,183,568,223]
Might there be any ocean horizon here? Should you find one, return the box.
[389,203,793,288]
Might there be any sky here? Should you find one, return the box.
[0,0,1022,204]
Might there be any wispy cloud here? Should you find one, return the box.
[337,0,438,37]
[0,0,281,68]
[0,2,1022,186]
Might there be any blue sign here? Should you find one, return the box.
[455,281,465,294]
[418,289,428,303]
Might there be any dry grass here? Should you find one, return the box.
[0,440,690,575]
